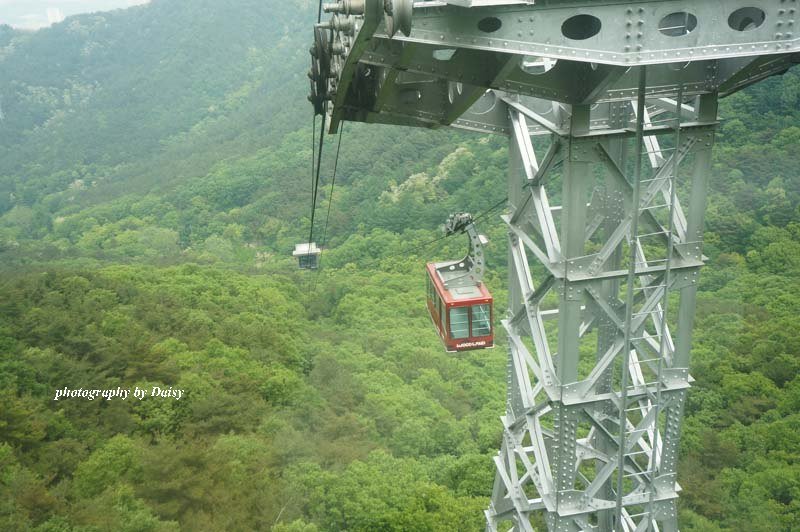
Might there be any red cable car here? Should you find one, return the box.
[426,213,493,352]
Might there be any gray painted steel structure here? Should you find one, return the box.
[308,1,799,529]
[437,212,489,290]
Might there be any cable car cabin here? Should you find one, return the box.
[426,263,493,352]
[424,212,494,352]
[293,242,322,269]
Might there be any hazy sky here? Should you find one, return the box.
[1,0,150,30]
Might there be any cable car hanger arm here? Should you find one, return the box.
[436,212,488,290]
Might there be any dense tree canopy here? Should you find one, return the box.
[1,0,799,530]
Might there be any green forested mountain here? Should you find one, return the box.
[1,1,799,531]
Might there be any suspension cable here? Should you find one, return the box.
[307,103,327,257]
[472,197,508,224]
[313,123,345,289]
[343,197,508,272]
[310,113,317,231]
[337,233,452,273]
[305,123,507,282]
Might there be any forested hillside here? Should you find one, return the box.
[1,1,799,530]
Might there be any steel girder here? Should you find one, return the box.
[309,1,795,530]
[484,68,717,531]
[311,0,798,131]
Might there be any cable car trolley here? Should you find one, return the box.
[426,213,493,352]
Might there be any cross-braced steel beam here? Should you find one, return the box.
[486,73,717,531]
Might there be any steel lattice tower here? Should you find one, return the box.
[308,1,800,529]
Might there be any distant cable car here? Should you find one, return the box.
[293,242,322,269]
[426,213,493,352]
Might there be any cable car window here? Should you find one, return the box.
[472,304,491,336]
[299,254,316,269]
[440,297,446,328]
[449,306,470,339]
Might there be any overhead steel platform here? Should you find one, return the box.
[311,0,799,132]
[308,1,799,531]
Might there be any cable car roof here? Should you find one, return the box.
[293,243,322,256]
[427,262,491,304]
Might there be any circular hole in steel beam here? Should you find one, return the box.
[658,12,698,37]
[477,17,502,33]
[471,90,497,115]
[728,7,766,32]
[561,14,602,40]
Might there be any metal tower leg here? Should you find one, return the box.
[487,73,718,531]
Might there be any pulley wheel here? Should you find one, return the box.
[310,26,331,115]
[313,26,330,79]
[384,0,412,38]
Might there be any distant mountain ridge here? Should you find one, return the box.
[0,0,311,212]
[0,0,472,261]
